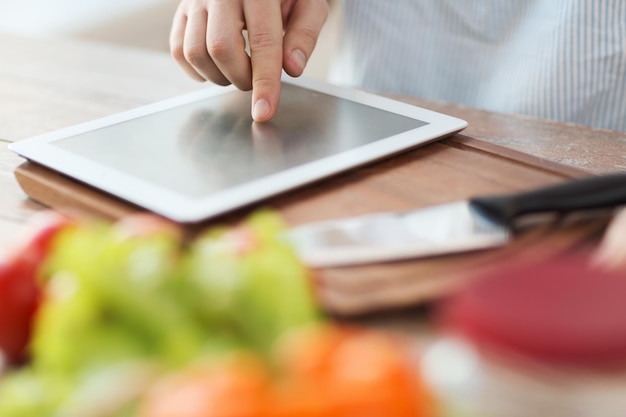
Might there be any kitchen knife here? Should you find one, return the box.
[286,173,626,267]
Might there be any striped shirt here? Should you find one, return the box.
[329,0,626,132]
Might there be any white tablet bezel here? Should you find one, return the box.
[9,75,467,223]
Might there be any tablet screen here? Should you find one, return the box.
[52,83,427,199]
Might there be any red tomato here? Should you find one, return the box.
[0,210,73,365]
[0,254,41,365]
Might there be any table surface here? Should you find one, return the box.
[2,29,626,295]
[2,31,626,415]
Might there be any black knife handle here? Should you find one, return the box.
[469,173,626,227]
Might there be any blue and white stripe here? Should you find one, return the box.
[330,0,626,132]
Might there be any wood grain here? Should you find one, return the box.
[0,32,205,142]
[400,97,626,175]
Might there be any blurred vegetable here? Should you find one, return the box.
[0,254,40,366]
[0,211,73,365]
[0,210,436,417]
[273,324,436,417]
[32,216,198,375]
[140,324,436,417]
[185,211,321,356]
[0,210,324,415]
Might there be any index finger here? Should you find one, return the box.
[243,0,284,122]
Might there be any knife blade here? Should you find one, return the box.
[286,173,626,267]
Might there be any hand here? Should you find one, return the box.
[592,207,626,269]
[170,0,329,122]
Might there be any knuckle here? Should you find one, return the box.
[316,0,330,17]
[294,26,320,48]
[170,43,186,63]
[206,36,234,61]
[183,43,208,65]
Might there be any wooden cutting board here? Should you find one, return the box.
[14,134,606,315]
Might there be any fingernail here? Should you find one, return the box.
[253,99,271,121]
[292,49,307,71]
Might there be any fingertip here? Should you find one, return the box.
[251,77,281,121]
[252,98,274,122]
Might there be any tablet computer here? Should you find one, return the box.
[9,76,467,223]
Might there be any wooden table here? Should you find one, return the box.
[3,31,626,415]
[3,30,626,301]
[0,33,202,241]
[3,31,626,309]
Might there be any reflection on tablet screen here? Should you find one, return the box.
[53,83,427,199]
